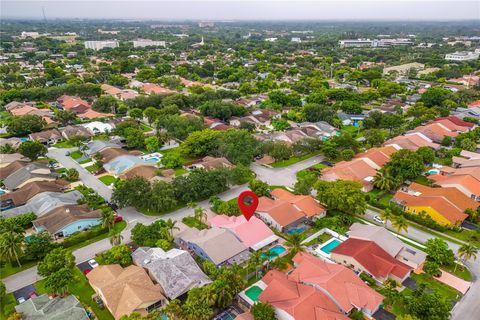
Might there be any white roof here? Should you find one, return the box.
[81,121,113,133]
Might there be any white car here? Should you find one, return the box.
[88,259,99,268]
[17,297,26,304]
[373,215,385,224]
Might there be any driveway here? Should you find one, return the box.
[13,284,37,302]
[47,147,113,201]
[251,155,324,187]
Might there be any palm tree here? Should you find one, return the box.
[285,233,305,256]
[194,207,207,224]
[380,208,394,225]
[456,243,478,271]
[247,251,263,280]
[165,218,180,238]
[213,279,235,309]
[101,210,115,231]
[373,168,399,192]
[0,231,24,267]
[391,215,409,234]
[109,233,124,246]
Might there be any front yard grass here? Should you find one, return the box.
[53,140,77,148]
[182,216,208,229]
[271,150,322,168]
[174,168,187,176]
[86,163,103,173]
[99,175,117,185]
[78,158,92,164]
[69,150,83,159]
[0,260,38,279]
[35,267,114,320]
[0,292,16,320]
[442,263,473,282]
[139,204,187,216]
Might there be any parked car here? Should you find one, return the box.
[88,259,99,268]
[320,161,334,167]
[373,215,385,224]
[83,268,92,275]
[114,215,123,223]
[17,297,26,304]
[28,291,38,299]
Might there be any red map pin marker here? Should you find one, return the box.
[238,190,259,221]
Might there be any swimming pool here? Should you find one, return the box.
[319,239,342,254]
[287,226,307,234]
[144,156,160,163]
[261,245,287,260]
[0,190,5,195]
[245,286,263,302]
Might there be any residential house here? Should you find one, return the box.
[15,294,89,320]
[57,95,113,119]
[338,112,366,127]
[104,155,156,176]
[186,156,233,170]
[0,180,67,209]
[321,146,399,191]
[208,215,280,251]
[33,204,102,238]
[4,101,36,111]
[84,140,123,157]
[330,238,412,283]
[132,247,211,299]
[80,121,115,135]
[204,117,232,131]
[1,191,83,218]
[348,223,427,270]
[101,84,139,101]
[257,269,349,320]
[29,129,63,145]
[86,264,166,320]
[429,174,480,201]
[9,105,55,124]
[407,123,458,144]
[60,125,92,140]
[175,226,251,266]
[297,121,339,140]
[0,137,23,150]
[119,165,159,181]
[256,189,326,232]
[229,109,280,128]
[452,106,480,123]
[384,132,440,151]
[0,153,26,168]
[1,161,57,190]
[289,252,384,316]
[142,83,175,95]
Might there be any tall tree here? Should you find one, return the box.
[0,231,24,267]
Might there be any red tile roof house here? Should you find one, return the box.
[330,238,412,284]
[255,189,326,233]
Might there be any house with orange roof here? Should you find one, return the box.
[408,123,458,143]
[429,174,480,201]
[290,252,384,316]
[435,116,475,130]
[468,100,480,108]
[142,83,175,95]
[256,189,325,232]
[257,269,349,320]
[330,238,412,283]
[392,189,469,226]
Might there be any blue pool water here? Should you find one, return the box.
[144,157,160,163]
[261,245,287,260]
[20,137,29,142]
[320,239,342,254]
[287,226,307,234]
[0,190,5,195]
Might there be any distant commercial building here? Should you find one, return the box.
[198,21,215,28]
[291,37,302,43]
[84,40,119,51]
[339,38,414,48]
[133,39,166,48]
[445,51,479,61]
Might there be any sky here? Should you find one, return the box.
[1,0,479,21]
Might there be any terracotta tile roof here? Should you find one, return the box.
[354,146,398,167]
[331,238,412,280]
[468,100,480,108]
[435,116,474,128]
[410,123,458,142]
[429,174,480,196]
[61,98,90,112]
[393,191,468,224]
[142,83,175,94]
[257,197,306,227]
[78,109,114,119]
[384,133,440,151]
[433,119,470,132]
[446,167,480,182]
[290,253,384,313]
[321,158,377,187]
[259,270,349,320]
[270,188,325,217]
[10,105,39,116]
[86,264,165,320]
[408,182,479,212]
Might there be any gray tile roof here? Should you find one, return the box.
[132,247,211,299]
[15,294,89,320]
[84,140,123,156]
[1,191,83,218]
[3,162,57,190]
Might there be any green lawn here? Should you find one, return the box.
[271,151,322,168]
[92,134,110,140]
[414,175,432,186]
[442,263,473,282]
[161,147,195,165]
[341,125,361,135]
[35,267,114,320]
[296,163,327,178]
[139,204,187,216]
[182,216,208,229]
[444,228,480,248]
[140,124,153,132]
[174,168,187,176]
[78,158,92,164]
[86,163,103,173]
[99,175,117,185]
[70,150,83,159]
[0,292,16,320]
[53,140,77,148]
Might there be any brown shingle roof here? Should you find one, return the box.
[100,148,130,163]
[33,204,102,234]
[0,180,67,206]
[0,160,29,180]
